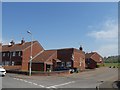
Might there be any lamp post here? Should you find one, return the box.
[27,31,33,76]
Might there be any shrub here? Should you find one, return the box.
[96,65,100,68]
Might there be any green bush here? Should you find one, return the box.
[96,65,100,68]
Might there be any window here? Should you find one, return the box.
[2,53,5,57]
[66,62,71,67]
[18,51,21,56]
[12,52,15,56]
[12,61,15,66]
[7,53,9,57]
[4,61,10,66]
[61,62,65,67]
[87,59,90,64]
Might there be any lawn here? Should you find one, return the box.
[103,63,120,68]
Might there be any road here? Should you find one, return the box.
[1,67,118,89]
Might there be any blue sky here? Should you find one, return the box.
[2,2,118,57]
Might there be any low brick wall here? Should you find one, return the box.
[3,65,22,70]
[5,69,70,76]
[32,70,70,76]
[6,70,29,75]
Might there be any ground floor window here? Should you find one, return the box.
[66,62,72,68]
[2,60,22,66]
[61,62,65,67]
[12,61,15,66]
[3,61,11,66]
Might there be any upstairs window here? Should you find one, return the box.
[12,52,15,56]
[18,51,21,56]
[7,53,9,57]
[2,53,5,57]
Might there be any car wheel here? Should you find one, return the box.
[2,75,5,77]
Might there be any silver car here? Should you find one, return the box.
[0,66,6,77]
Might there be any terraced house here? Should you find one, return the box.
[1,39,91,72]
[2,39,44,71]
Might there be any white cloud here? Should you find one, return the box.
[87,19,118,57]
[88,19,118,40]
[97,44,118,57]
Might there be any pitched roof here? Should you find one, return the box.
[85,52,103,62]
[32,50,57,63]
[57,48,84,54]
[85,52,95,59]
[2,41,43,52]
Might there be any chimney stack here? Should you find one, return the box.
[10,40,15,46]
[21,38,25,44]
[79,45,83,51]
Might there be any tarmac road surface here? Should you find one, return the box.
[1,67,118,89]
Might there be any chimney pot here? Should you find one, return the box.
[21,38,25,44]
[10,40,15,45]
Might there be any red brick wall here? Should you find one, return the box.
[87,59,97,69]
[91,53,103,63]
[32,63,44,71]
[46,51,57,64]
[57,48,85,70]
[73,50,85,71]
[57,49,73,67]
[21,42,44,71]
[2,51,10,62]
[57,49,73,62]
[3,65,22,70]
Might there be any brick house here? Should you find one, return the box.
[57,48,85,71]
[31,48,85,72]
[1,40,85,72]
[2,40,44,71]
[32,50,57,71]
[0,43,2,64]
[85,52,103,69]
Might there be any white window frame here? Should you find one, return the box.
[12,61,15,66]
[61,62,65,67]
[3,53,5,57]
[66,62,72,68]
[7,53,9,57]
[12,52,16,56]
[18,51,21,56]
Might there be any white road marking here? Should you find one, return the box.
[46,86,56,88]
[28,82,32,84]
[46,81,75,88]
[33,83,38,86]
[24,80,28,83]
[19,79,24,81]
[13,77,45,88]
[39,85,45,88]
[13,77,74,88]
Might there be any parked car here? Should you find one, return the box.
[72,68,79,73]
[0,66,6,77]
[68,68,74,73]
[54,67,74,73]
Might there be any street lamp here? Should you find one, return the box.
[27,31,33,76]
